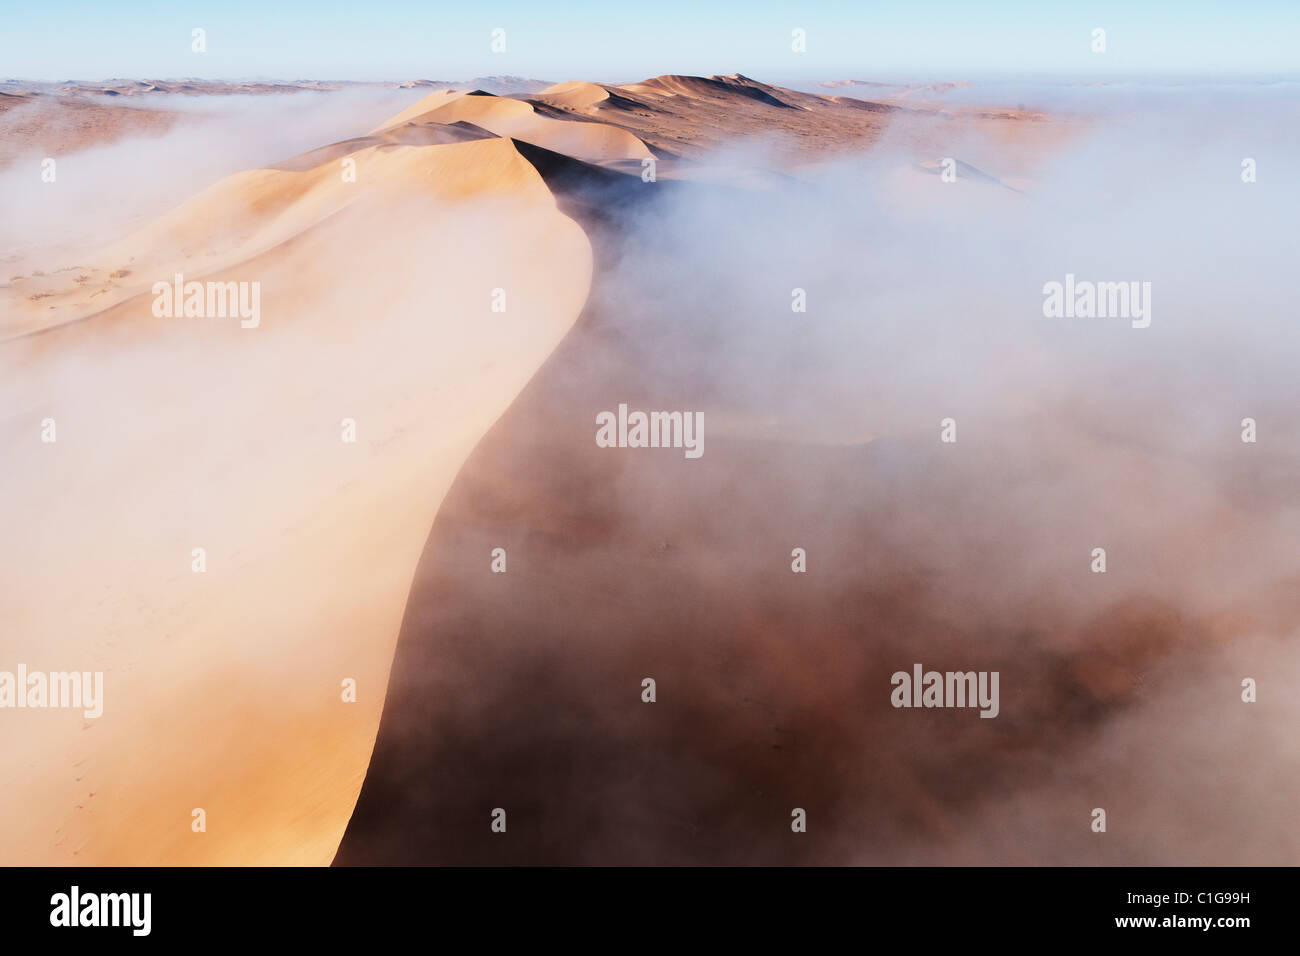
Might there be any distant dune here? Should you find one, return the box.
[536,80,611,109]
[371,89,653,163]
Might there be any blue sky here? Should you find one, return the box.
[3,0,1297,82]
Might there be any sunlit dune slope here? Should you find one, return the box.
[0,133,592,865]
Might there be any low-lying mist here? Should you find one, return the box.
[0,87,429,266]
[2,74,1294,864]
[340,82,1300,864]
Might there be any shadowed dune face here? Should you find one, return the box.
[337,418,1298,865]
[337,90,1300,865]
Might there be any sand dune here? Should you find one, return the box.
[370,88,479,131]
[2,135,554,340]
[0,132,591,864]
[517,73,1073,172]
[371,89,653,163]
[536,80,612,110]
[621,72,802,108]
[267,121,497,172]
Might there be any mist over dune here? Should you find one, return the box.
[1,72,1295,866]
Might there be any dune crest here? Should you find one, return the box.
[537,80,612,109]
[371,89,653,163]
[2,136,557,340]
[369,88,481,131]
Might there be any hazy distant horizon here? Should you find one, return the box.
[3,0,1297,82]
[6,72,1300,85]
